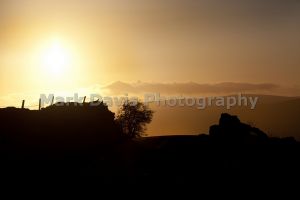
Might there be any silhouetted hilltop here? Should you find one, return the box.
[0,102,120,148]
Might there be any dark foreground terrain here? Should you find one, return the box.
[0,103,299,184]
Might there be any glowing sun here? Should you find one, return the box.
[40,39,72,77]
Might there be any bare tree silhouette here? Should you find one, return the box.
[116,101,153,138]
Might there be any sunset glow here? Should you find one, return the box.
[0,0,300,105]
[40,39,72,77]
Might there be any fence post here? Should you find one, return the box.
[21,100,25,109]
[83,96,86,103]
[39,98,41,110]
[51,95,54,105]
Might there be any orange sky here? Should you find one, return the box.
[1,0,300,106]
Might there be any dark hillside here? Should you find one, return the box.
[0,104,299,182]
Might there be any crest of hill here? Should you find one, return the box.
[0,101,120,147]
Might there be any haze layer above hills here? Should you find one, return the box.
[146,95,300,140]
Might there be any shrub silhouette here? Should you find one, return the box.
[115,101,154,139]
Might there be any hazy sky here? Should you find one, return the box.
[1,0,300,102]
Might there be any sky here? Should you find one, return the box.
[1,0,300,106]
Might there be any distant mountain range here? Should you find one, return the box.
[146,94,300,140]
[104,81,300,96]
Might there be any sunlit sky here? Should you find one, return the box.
[1,0,300,106]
